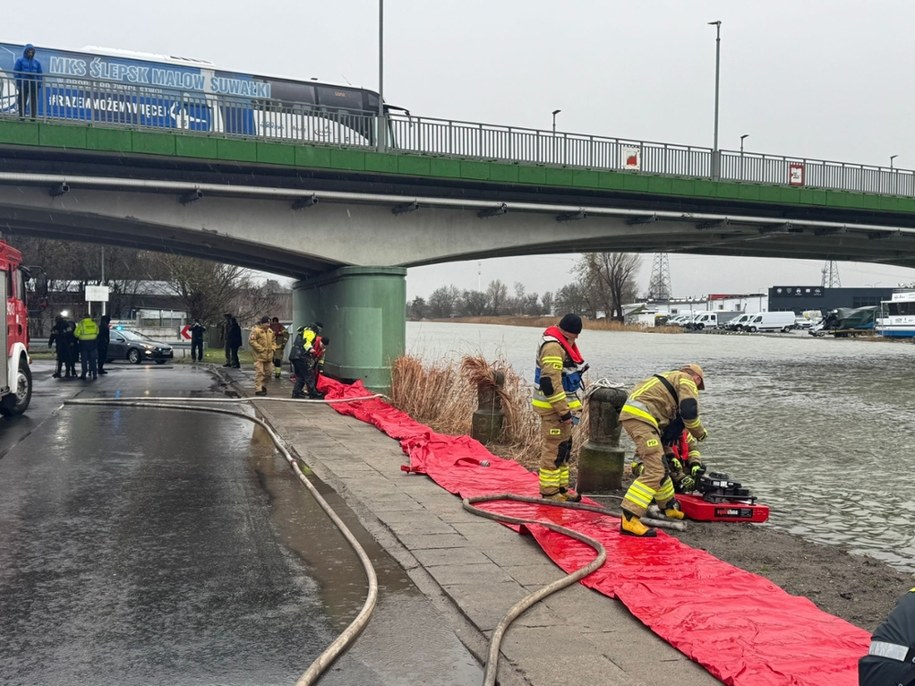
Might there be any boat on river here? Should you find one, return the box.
[877,289,915,338]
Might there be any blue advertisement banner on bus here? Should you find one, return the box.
[1,41,381,145]
[0,42,258,133]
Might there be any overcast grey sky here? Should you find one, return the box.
[7,1,915,298]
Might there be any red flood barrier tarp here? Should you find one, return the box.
[322,379,870,685]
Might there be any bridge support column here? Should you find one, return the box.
[292,266,406,394]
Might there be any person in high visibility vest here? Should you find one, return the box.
[289,322,325,399]
[859,587,915,686]
[73,313,100,380]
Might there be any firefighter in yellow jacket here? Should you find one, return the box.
[248,316,276,396]
[619,363,708,537]
[531,314,587,502]
[269,317,289,379]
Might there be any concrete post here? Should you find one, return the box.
[576,385,628,492]
[471,370,505,444]
[292,266,406,394]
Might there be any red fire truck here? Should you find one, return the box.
[0,241,32,416]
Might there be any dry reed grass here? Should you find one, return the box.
[391,354,592,474]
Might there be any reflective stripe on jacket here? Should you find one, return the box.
[532,335,582,414]
[620,370,703,436]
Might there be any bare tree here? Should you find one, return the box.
[553,283,591,317]
[485,279,509,315]
[408,296,428,320]
[541,291,554,316]
[574,252,642,320]
[459,289,488,316]
[152,254,285,327]
[428,286,460,318]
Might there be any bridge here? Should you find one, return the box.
[2,75,915,389]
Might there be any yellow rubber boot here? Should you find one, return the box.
[559,487,582,503]
[663,500,685,520]
[541,492,568,503]
[620,511,657,537]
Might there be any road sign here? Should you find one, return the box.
[180,325,191,340]
[85,285,110,302]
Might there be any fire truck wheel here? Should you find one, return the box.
[0,359,32,417]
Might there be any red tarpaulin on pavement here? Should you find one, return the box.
[321,378,870,686]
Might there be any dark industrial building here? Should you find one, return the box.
[767,286,893,315]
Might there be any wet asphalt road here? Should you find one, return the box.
[0,360,482,685]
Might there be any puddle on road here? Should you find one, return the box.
[246,426,482,684]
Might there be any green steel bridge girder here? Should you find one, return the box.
[4,119,915,216]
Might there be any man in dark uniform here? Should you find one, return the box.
[223,314,242,368]
[190,318,206,362]
[48,315,75,379]
[859,588,915,686]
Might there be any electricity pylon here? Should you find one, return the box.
[821,260,841,288]
[648,253,672,301]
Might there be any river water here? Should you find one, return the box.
[407,321,915,573]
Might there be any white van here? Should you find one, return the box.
[745,311,797,333]
[726,313,756,331]
[685,311,743,330]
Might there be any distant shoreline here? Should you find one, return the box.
[413,316,679,333]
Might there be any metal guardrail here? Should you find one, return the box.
[2,72,914,199]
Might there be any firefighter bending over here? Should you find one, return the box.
[532,314,587,502]
[619,364,708,537]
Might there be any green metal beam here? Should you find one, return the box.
[2,119,915,214]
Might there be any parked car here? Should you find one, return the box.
[794,316,815,329]
[107,329,174,364]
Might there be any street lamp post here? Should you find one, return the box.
[709,20,722,179]
[890,154,899,195]
[739,133,749,180]
[377,0,385,152]
[551,109,561,163]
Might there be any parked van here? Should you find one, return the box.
[745,311,797,333]
[666,314,694,327]
[684,311,743,331]
[726,312,756,331]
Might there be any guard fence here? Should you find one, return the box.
[2,72,912,198]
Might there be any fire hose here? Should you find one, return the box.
[462,493,684,686]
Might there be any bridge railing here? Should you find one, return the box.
[2,72,914,199]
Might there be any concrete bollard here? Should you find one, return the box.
[577,385,628,492]
[471,370,505,445]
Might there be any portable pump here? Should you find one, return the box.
[696,471,756,504]
[677,470,770,523]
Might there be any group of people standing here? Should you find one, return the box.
[48,313,110,380]
[239,316,329,399]
[532,313,709,539]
